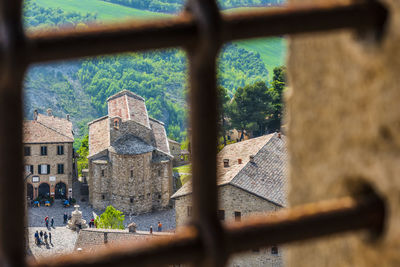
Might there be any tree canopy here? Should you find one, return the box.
[94,205,125,229]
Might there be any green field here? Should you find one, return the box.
[34,0,168,22]
[32,0,286,77]
[234,37,287,76]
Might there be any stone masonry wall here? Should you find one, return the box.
[175,185,281,266]
[24,142,73,198]
[287,0,400,266]
[108,96,130,121]
[89,117,110,156]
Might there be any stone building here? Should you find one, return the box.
[23,109,74,200]
[88,90,173,214]
[172,133,287,266]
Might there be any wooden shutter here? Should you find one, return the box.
[47,165,50,174]
[38,165,41,175]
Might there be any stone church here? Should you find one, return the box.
[88,90,173,214]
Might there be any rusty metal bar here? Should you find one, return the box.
[0,0,28,266]
[186,0,226,265]
[223,0,387,41]
[25,1,387,64]
[29,227,203,267]
[26,194,385,267]
[225,193,385,254]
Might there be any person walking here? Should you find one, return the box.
[51,217,54,228]
[43,232,48,245]
[34,231,39,245]
[49,232,52,244]
[157,221,162,232]
[40,230,43,239]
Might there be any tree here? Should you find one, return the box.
[217,86,231,146]
[76,134,89,177]
[229,81,274,138]
[266,66,287,131]
[94,206,125,229]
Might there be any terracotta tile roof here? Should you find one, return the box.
[171,133,288,206]
[23,120,73,144]
[37,114,74,140]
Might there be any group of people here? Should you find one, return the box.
[34,230,52,246]
[44,216,54,228]
[149,221,163,234]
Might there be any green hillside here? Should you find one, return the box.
[30,0,285,76]
[34,0,168,22]
[235,37,287,75]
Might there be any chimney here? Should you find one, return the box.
[47,108,52,116]
[66,114,70,121]
[223,159,229,168]
[238,158,242,164]
[33,109,38,121]
[249,155,255,163]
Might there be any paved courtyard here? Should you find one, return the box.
[28,199,176,259]
[28,200,176,231]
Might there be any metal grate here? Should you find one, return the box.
[0,0,388,266]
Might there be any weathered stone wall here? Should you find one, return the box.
[126,94,150,127]
[88,117,110,157]
[24,142,73,198]
[175,185,281,266]
[168,140,181,166]
[175,184,278,227]
[151,160,173,208]
[108,95,130,121]
[287,0,400,266]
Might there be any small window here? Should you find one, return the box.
[57,164,64,174]
[130,170,134,178]
[40,146,47,156]
[130,197,134,203]
[172,147,174,151]
[38,164,50,175]
[24,147,31,156]
[234,211,241,222]
[158,193,161,199]
[187,206,192,217]
[271,246,278,255]
[57,145,64,155]
[101,170,104,177]
[25,165,34,174]
[218,210,225,221]
[113,119,119,129]
[147,193,151,198]
[102,195,105,200]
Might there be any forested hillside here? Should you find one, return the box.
[23,0,284,146]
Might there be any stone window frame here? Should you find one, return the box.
[0,1,388,266]
[57,163,64,174]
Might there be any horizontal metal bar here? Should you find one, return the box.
[25,1,387,63]
[27,194,384,267]
[29,227,203,267]
[225,193,385,253]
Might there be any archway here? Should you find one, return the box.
[27,183,33,200]
[38,183,50,199]
[55,182,67,199]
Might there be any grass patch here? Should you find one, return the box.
[179,174,192,185]
[173,164,191,174]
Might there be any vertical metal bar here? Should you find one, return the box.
[186,0,226,266]
[0,0,27,266]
